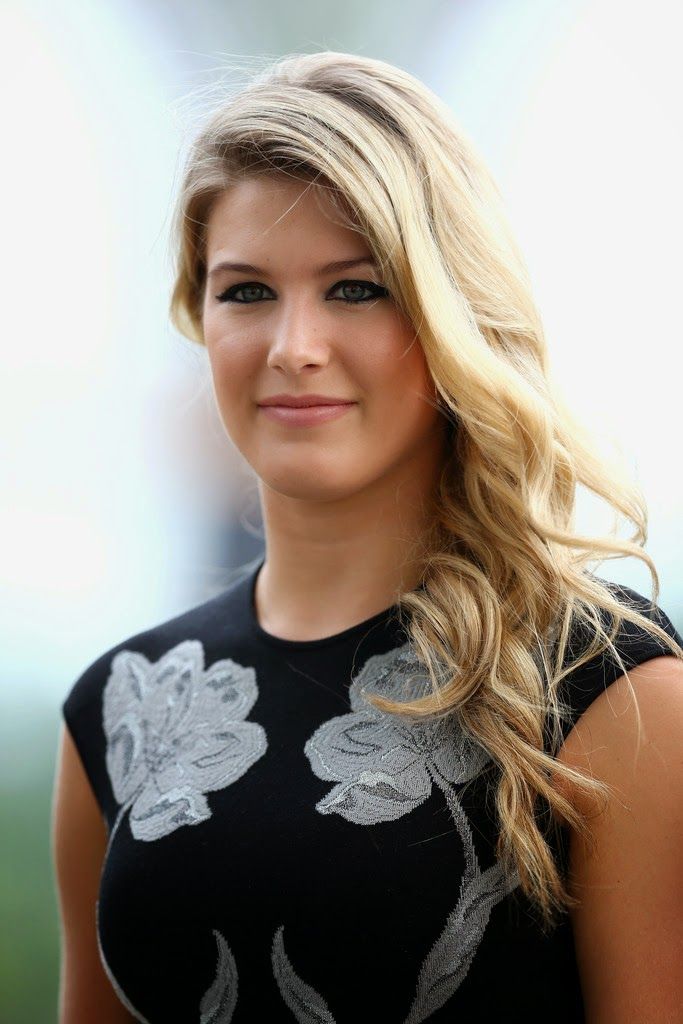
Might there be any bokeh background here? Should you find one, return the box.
[1,0,681,1019]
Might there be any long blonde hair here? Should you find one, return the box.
[168,51,683,930]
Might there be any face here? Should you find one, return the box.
[201,174,446,502]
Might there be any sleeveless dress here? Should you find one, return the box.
[60,557,682,1023]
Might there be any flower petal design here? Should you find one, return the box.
[349,643,432,712]
[199,929,239,1024]
[102,640,267,841]
[160,720,268,794]
[306,713,432,784]
[186,658,261,728]
[304,643,490,826]
[271,925,337,1024]
[429,719,490,787]
[352,645,490,786]
[129,783,212,842]
[139,642,201,738]
[300,641,513,1021]
[316,767,431,824]
[104,709,149,805]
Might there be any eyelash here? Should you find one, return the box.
[214,279,389,305]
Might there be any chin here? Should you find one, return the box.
[257,461,375,503]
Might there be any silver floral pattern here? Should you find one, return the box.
[102,639,267,842]
[294,642,520,1023]
[272,926,336,1023]
[199,930,239,1023]
[304,643,491,827]
[95,635,520,1023]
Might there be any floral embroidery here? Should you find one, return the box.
[199,930,239,1023]
[96,635,520,1023]
[304,643,490,827]
[403,860,519,1023]
[199,925,336,1024]
[293,642,520,1023]
[272,926,336,1024]
[102,639,267,842]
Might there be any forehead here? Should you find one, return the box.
[204,174,365,257]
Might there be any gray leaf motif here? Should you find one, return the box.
[272,926,337,1024]
[103,639,267,841]
[199,930,239,1024]
[303,643,490,825]
[403,862,521,1024]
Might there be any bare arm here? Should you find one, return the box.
[51,722,136,1023]
[556,655,683,1024]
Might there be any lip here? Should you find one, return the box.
[257,394,355,408]
[258,402,356,427]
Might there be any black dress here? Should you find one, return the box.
[61,558,682,1023]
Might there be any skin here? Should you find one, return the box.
[202,173,449,640]
[556,655,683,1022]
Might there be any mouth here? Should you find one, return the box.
[257,402,356,427]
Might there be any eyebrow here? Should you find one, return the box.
[207,256,378,279]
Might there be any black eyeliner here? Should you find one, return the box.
[215,279,389,304]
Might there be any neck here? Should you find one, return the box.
[253,431,447,642]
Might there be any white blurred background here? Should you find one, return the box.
[1,0,681,1014]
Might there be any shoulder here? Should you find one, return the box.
[556,577,683,740]
[556,651,683,811]
[556,654,683,1020]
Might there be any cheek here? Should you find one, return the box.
[205,326,257,391]
[204,338,261,447]
[360,334,436,418]
[394,371,439,440]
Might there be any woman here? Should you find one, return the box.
[52,51,683,1023]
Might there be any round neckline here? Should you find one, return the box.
[246,557,404,651]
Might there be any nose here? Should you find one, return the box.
[266,295,331,374]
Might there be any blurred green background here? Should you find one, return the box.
[1,723,61,1021]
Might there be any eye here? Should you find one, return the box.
[215,282,274,304]
[328,280,389,304]
[214,279,389,305]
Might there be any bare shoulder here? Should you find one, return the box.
[554,655,683,1024]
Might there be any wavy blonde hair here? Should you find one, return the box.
[168,51,683,930]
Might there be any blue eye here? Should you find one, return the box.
[329,280,389,303]
[215,279,389,304]
[216,282,273,304]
